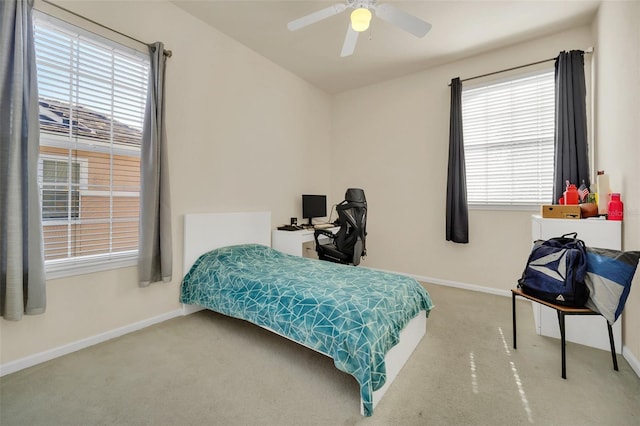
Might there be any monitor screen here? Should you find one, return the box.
[302,194,327,224]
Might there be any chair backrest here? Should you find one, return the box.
[334,188,367,265]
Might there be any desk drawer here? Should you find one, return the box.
[302,240,318,259]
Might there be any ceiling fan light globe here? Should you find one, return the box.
[350,8,371,32]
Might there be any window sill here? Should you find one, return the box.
[468,204,541,212]
[45,252,138,280]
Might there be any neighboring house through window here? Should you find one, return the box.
[40,155,81,220]
[461,69,555,207]
[33,12,149,277]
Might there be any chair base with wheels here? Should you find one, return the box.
[314,230,353,265]
[511,288,618,379]
[315,188,367,266]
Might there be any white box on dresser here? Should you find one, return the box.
[530,215,622,353]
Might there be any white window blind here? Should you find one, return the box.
[33,12,149,276]
[462,70,555,206]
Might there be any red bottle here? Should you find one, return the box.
[607,193,624,221]
[564,184,579,205]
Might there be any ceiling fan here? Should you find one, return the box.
[287,0,432,57]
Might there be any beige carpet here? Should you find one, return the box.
[1,284,639,425]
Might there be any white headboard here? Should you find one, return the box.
[183,211,271,273]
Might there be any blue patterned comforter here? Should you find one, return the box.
[180,244,433,416]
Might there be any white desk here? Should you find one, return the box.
[530,215,622,353]
[272,227,339,259]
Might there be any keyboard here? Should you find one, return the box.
[314,223,334,229]
[277,225,302,231]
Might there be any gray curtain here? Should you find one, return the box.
[0,0,46,320]
[446,77,469,243]
[552,50,590,203]
[138,42,172,287]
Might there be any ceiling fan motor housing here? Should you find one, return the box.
[347,0,378,10]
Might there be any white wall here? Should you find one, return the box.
[0,0,331,365]
[592,0,640,367]
[332,4,640,366]
[3,1,639,374]
[331,27,593,289]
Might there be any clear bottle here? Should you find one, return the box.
[597,171,610,215]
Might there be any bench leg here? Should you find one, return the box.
[557,311,567,379]
[607,322,619,371]
[512,292,517,350]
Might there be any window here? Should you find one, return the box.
[33,12,149,276]
[41,156,81,220]
[462,69,555,207]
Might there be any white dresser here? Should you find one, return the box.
[530,215,622,353]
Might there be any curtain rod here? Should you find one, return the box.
[40,0,172,57]
[449,47,593,86]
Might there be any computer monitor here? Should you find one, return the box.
[302,194,327,225]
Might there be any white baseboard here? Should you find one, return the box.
[0,309,183,377]
[366,266,512,298]
[3,273,638,382]
[623,346,640,378]
[182,303,204,315]
[414,275,512,298]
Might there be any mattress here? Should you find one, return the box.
[180,244,433,416]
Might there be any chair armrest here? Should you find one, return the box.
[314,229,335,246]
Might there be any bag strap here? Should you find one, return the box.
[561,232,578,239]
[555,232,586,252]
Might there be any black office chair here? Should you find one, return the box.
[314,188,367,266]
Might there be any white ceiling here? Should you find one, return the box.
[170,0,601,94]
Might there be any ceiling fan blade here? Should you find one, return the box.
[287,3,347,31]
[373,3,432,38]
[340,24,359,57]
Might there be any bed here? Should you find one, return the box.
[180,212,433,416]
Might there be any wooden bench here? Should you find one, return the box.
[511,288,618,379]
